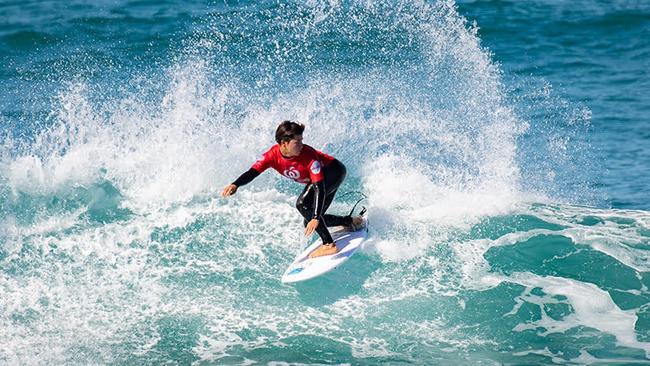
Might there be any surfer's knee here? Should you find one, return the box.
[332,159,346,177]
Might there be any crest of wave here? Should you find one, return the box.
[238,0,530,261]
[2,58,263,213]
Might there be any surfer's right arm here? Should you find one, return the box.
[222,148,271,197]
[221,169,261,197]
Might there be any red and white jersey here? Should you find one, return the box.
[251,144,335,184]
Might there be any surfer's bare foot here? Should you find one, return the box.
[308,243,338,258]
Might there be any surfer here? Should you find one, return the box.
[221,120,364,258]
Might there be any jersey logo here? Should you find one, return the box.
[310,161,321,175]
[283,166,300,180]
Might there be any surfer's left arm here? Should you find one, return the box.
[304,180,326,235]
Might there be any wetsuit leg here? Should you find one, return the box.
[295,159,352,244]
[296,184,334,243]
[320,159,353,227]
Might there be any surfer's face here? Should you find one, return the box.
[280,135,303,157]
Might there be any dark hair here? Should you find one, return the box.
[275,120,305,144]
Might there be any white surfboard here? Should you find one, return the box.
[281,220,368,283]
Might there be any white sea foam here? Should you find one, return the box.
[522,204,650,272]
[0,190,305,364]
[505,272,650,357]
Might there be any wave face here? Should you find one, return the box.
[1,1,649,364]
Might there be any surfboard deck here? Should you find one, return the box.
[281,220,368,283]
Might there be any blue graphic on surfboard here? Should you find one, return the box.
[281,218,368,283]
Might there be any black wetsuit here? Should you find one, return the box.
[295,159,352,243]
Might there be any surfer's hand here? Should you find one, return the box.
[304,219,319,236]
[221,184,237,197]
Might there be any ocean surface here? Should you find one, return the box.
[1,0,649,364]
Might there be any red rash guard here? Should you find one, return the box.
[251,144,335,184]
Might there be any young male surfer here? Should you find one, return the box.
[221,120,363,258]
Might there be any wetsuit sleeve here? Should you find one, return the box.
[311,180,326,219]
[232,168,260,187]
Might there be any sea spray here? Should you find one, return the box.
[1,1,647,364]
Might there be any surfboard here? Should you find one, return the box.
[281,219,368,283]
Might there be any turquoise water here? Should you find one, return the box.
[1,1,649,364]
